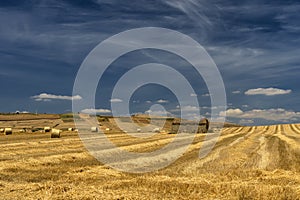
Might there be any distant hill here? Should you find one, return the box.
[0,113,60,121]
[0,113,241,131]
[210,121,242,128]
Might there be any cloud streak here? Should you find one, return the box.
[220,108,300,122]
[157,99,169,103]
[245,88,292,96]
[31,93,82,101]
[81,108,111,114]
[110,98,123,103]
[232,90,241,94]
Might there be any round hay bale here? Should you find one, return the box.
[153,128,160,133]
[105,128,110,131]
[4,128,12,135]
[51,129,61,138]
[20,128,27,133]
[91,127,98,132]
[137,128,141,132]
[44,127,51,133]
[0,128,4,133]
[51,132,60,138]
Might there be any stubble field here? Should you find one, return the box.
[1,124,300,199]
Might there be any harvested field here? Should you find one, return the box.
[1,124,300,199]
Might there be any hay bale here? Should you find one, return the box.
[137,128,141,132]
[68,128,74,131]
[4,128,12,135]
[51,129,61,138]
[44,127,51,133]
[153,128,160,133]
[105,128,110,131]
[0,128,4,133]
[91,127,98,132]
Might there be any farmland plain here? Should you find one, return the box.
[0,115,300,199]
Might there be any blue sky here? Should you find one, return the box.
[0,0,300,125]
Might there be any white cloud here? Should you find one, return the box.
[232,90,241,94]
[220,108,300,122]
[15,110,29,114]
[145,109,170,117]
[245,88,292,96]
[202,93,211,97]
[190,93,197,97]
[183,113,204,120]
[171,105,200,113]
[110,98,123,103]
[239,119,254,124]
[81,108,111,114]
[31,93,82,101]
[164,0,213,29]
[201,106,209,109]
[35,98,51,102]
[157,99,168,103]
[220,108,243,117]
[181,105,199,112]
[211,116,226,122]
[146,101,152,103]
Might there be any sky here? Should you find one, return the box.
[0,0,300,125]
